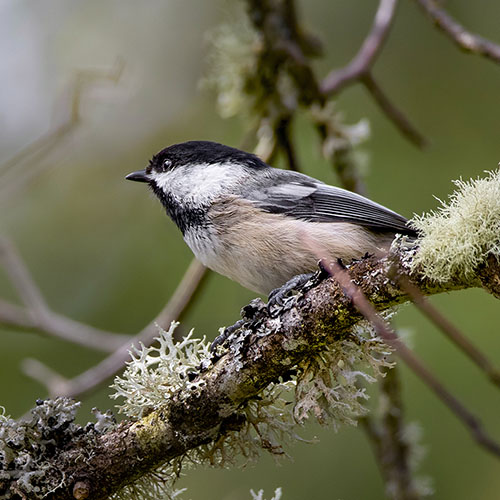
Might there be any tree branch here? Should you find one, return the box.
[321,0,398,95]
[324,258,500,459]
[361,366,425,500]
[395,274,500,389]
[361,73,427,149]
[32,259,208,398]
[318,0,427,149]
[7,243,499,500]
[0,60,124,202]
[414,0,500,64]
[0,238,130,352]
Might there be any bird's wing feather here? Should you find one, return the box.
[244,171,415,235]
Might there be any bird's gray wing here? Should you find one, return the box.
[244,171,416,235]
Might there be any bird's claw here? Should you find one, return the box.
[267,272,315,310]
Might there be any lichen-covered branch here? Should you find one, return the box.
[3,237,498,499]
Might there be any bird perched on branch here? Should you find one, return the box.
[126,141,416,298]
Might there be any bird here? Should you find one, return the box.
[126,141,416,297]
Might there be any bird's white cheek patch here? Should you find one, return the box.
[152,163,243,205]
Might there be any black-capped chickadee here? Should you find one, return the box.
[126,141,416,295]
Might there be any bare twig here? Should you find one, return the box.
[361,365,424,500]
[327,259,500,459]
[362,72,427,148]
[394,273,500,389]
[414,0,500,64]
[26,259,208,398]
[21,358,70,397]
[0,238,129,352]
[319,0,427,149]
[321,0,398,95]
[0,237,48,315]
[0,299,130,352]
[0,59,124,201]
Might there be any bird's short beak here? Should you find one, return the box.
[125,169,150,183]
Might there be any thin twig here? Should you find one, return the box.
[0,59,124,201]
[21,358,70,397]
[362,72,427,148]
[327,259,500,459]
[0,299,130,352]
[25,259,208,398]
[394,273,500,389]
[0,238,129,352]
[321,0,398,95]
[414,0,500,64]
[0,237,48,315]
[318,0,427,149]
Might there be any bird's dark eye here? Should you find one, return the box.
[163,159,172,170]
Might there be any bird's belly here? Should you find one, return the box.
[184,217,391,295]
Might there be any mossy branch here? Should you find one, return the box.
[3,236,498,499]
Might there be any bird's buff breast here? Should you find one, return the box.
[183,198,388,295]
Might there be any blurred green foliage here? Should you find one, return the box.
[1,1,500,499]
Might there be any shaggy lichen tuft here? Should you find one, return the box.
[250,487,283,500]
[110,322,211,418]
[410,169,500,282]
[110,320,392,499]
[294,321,393,427]
[201,7,260,118]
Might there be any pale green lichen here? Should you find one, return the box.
[110,320,393,500]
[294,322,393,428]
[0,398,110,499]
[250,487,283,500]
[410,169,500,282]
[201,7,260,118]
[110,322,211,418]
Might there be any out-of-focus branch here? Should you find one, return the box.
[319,0,427,149]
[0,298,130,352]
[244,0,425,193]
[321,0,398,94]
[361,72,427,148]
[245,0,367,190]
[0,59,124,202]
[361,366,424,500]
[325,258,500,459]
[394,273,500,389]
[0,237,48,314]
[0,237,130,352]
[414,0,500,64]
[24,258,208,398]
[275,117,300,172]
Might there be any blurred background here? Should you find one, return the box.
[1,0,500,499]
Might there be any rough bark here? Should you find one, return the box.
[8,246,496,500]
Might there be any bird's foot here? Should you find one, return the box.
[267,272,315,309]
[210,319,245,354]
